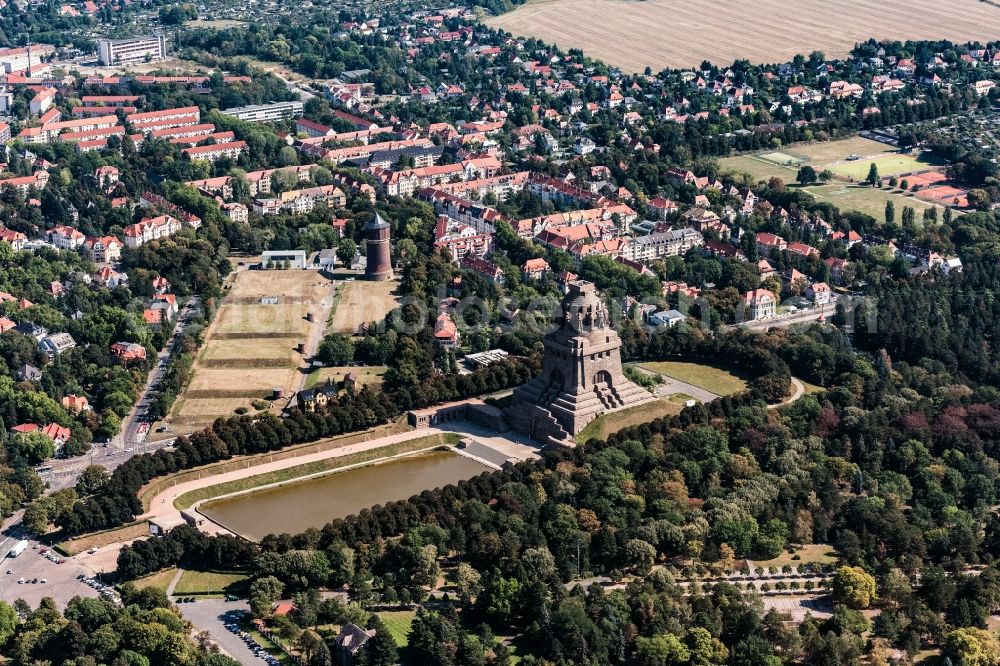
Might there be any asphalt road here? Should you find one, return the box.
[177,599,273,665]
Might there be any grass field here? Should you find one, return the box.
[638,361,749,396]
[576,397,679,443]
[827,154,927,180]
[130,567,179,593]
[329,280,401,334]
[378,610,417,647]
[305,365,387,389]
[486,0,1000,71]
[802,183,939,220]
[753,544,838,568]
[175,433,460,510]
[174,569,250,597]
[719,155,799,182]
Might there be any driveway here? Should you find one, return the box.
[177,599,272,665]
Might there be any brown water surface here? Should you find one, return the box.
[199,450,489,540]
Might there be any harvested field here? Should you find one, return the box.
[162,269,337,434]
[187,367,300,395]
[200,338,302,367]
[486,0,1000,71]
[225,269,333,304]
[329,280,401,334]
[214,304,311,337]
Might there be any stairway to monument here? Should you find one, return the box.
[593,381,625,410]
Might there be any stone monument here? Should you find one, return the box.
[506,280,655,443]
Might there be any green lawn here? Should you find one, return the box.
[753,544,838,568]
[637,361,749,396]
[173,569,250,598]
[719,154,798,182]
[378,610,416,647]
[130,567,178,593]
[576,398,679,444]
[827,153,931,180]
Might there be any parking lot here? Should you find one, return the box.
[0,544,100,608]
[177,599,277,665]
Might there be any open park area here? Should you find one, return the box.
[163,269,337,434]
[486,0,1000,71]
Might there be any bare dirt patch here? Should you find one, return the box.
[487,0,1000,71]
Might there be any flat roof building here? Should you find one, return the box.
[221,100,304,123]
[97,34,167,66]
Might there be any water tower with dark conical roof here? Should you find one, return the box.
[364,212,393,281]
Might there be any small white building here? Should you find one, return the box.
[261,250,307,270]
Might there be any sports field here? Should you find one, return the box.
[165,269,336,434]
[487,0,1000,71]
[329,280,401,334]
[720,136,948,220]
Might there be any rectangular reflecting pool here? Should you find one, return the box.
[199,449,490,540]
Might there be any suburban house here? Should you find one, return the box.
[38,332,76,357]
[15,364,42,381]
[522,257,550,280]
[743,288,777,320]
[62,394,90,412]
[84,236,123,263]
[110,341,146,362]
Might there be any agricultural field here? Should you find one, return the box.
[486,0,1000,71]
[164,269,336,434]
[328,280,401,334]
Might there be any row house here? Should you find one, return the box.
[122,215,183,248]
[187,176,233,200]
[622,227,704,262]
[182,141,247,163]
[17,114,119,143]
[0,171,49,196]
[304,138,435,165]
[254,185,347,216]
[526,173,607,209]
[434,216,494,262]
[150,123,217,141]
[127,106,200,132]
[170,131,236,147]
[436,171,529,200]
[244,165,314,197]
[419,188,506,235]
[460,255,505,284]
[374,156,502,197]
